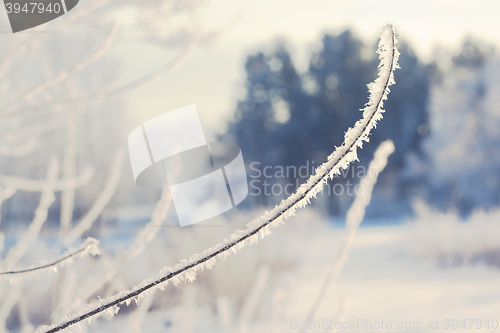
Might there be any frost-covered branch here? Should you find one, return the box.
[36,24,399,333]
[7,29,199,119]
[125,286,155,333]
[0,186,17,223]
[2,24,118,115]
[0,233,4,257]
[0,238,100,278]
[2,157,59,269]
[238,264,270,333]
[54,185,173,316]
[63,148,125,246]
[0,139,37,157]
[0,282,22,329]
[0,166,94,193]
[91,30,199,102]
[301,140,395,333]
[0,117,63,142]
[0,158,59,327]
[60,114,77,236]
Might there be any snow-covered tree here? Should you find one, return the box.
[423,38,500,214]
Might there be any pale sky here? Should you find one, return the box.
[115,0,500,135]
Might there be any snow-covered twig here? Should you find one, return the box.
[300,140,395,333]
[58,158,179,315]
[0,117,63,142]
[0,238,100,278]
[0,139,37,157]
[2,157,59,268]
[55,184,172,315]
[18,289,34,333]
[60,113,77,236]
[0,233,4,258]
[36,24,399,333]
[238,264,270,333]
[2,24,118,115]
[28,24,118,100]
[0,166,94,193]
[7,29,199,119]
[270,289,286,333]
[331,298,350,333]
[63,148,125,246]
[0,186,17,223]
[125,286,155,333]
[0,157,59,328]
[0,281,22,329]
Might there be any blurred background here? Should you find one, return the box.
[0,0,499,332]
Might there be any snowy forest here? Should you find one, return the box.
[227,32,498,217]
[1,1,499,332]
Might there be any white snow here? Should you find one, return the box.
[32,216,500,333]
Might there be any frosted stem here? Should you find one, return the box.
[7,30,198,119]
[0,238,100,277]
[0,186,17,224]
[0,166,94,193]
[2,157,59,269]
[55,185,172,316]
[300,140,395,333]
[60,113,77,236]
[2,24,118,115]
[63,149,125,246]
[0,158,59,330]
[237,264,270,333]
[36,24,399,333]
[0,139,37,157]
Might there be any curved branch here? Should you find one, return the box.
[63,149,126,246]
[37,24,399,333]
[0,139,37,157]
[2,158,59,269]
[0,238,100,277]
[301,140,395,332]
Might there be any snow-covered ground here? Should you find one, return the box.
[58,207,499,333]
[2,204,500,332]
[285,225,500,333]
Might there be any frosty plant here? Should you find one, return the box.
[37,24,400,332]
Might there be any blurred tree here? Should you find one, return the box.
[423,38,499,215]
[227,30,431,216]
[0,0,213,227]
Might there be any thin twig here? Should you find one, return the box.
[0,166,93,193]
[300,140,395,333]
[0,238,100,277]
[63,149,126,246]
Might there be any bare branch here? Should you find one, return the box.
[63,149,126,246]
[0,238,100,277]
[300,140,395,333]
